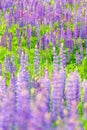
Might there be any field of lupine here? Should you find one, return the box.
[0,0,87,130]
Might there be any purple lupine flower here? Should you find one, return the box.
[41,34,46,50]
[76,51,81,64]
[52,33,56,47]
[66,27,72,39]
[74,22,79,40]
[29,87,51,130]
[27,27,32,38]
[17,33,21,47]
[65,101,83,130]
[19,52,30,89]
[34,45,40,81]
[35,21,40,41]
[52,66,65,120]
[8,32,12,51]
[26,27,32,48]
[19,19,24,27]
[64,8,72,22]
[51,70,59,121]
[4,56,11,72]
[6,74,17,129]
[1,33,7,47]
[67,49,71,62]
[10,55,16,73]
[18,46,22,62]
[5,1,13,9]
[0,76,6,100]
[65,39,74,50]
[59,25,65,40]
[44,35,49,49]
[60,44,66,68]
[16,82,30,130]
[53,47,59,72]
[66,71,80,117]
[16,66,30,129]
[79,20,85,39]
[83,80,87,119]
[16,28,20,38]
[39,69,51,111]
[0,76,7,129]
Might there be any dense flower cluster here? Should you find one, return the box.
[0,0,87,130]
[0,47,87,130]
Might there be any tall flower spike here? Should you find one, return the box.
[76,51,81,64]
[65,101,83,130]
[6,74,17,129]
[8,32,12,51]
[39,69,51,111]
[4,56,11,73]
[66,71,80,117]
[36,21,40,42]
[29,87,51,130]
[26,26,32,48]
[52,66,65,120]
[83,80,87,119]
[0,76,6,100]
[34,45,40,81]
[60,43,66,69]
[53,47,59,72]
[16,65,30,129]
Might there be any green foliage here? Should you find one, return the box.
[40,25,50,35]
[0,47,8,62]
[80,117,87,130]
[30,36,37,48]
[66,63,76,73]
[78,58,87,80]
[8,24,18,35]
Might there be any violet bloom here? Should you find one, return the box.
[74,22,79,40]
[76,51,81,64]
[41,35,46,50]
[65,39,74,50]
[5,74,17,129]
[83,80,87,119]
[1,33,6,47]
[67,49,71,63]
[29,87,51,130]
[59,25,65,40]
[34,45,40,81]
[16,66,30,129]
[66,27,72,39]
[60,44,66,68]
[52,66,66,120]
[5,0,13,9]
[8,32,12,51]
[53,47,59,72]
[52,33,56,47]
[66,71,80,117]
[65,101,83,130]
[79,26,85,39]
[39,69,51,111]
[26,27,32,48]
[4,56,11,72]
